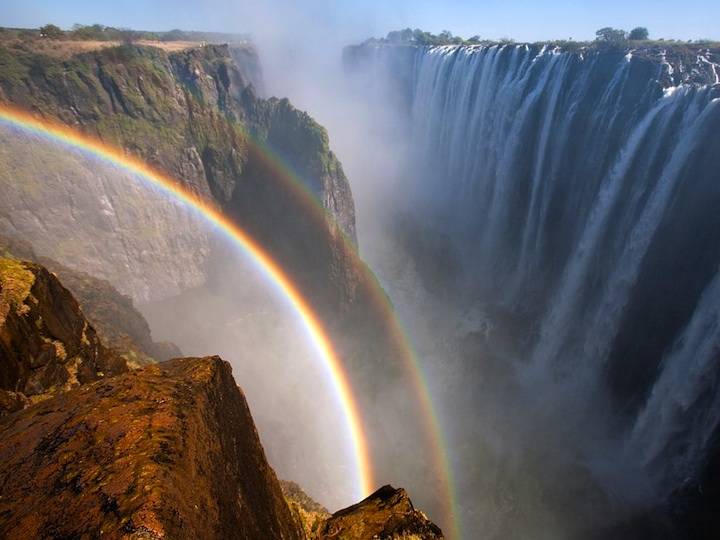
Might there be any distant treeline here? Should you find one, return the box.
[363,28,483,46]
[363,27,719,49]
[1,24,249,44]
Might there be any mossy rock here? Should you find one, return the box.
[0,257,35,310]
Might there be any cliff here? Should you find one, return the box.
[229,44,266,96]
[0,356,303,540]
[0,40,355,303]
[281,481,444,540]
[0,235,180,366]
[317,485,444,539]
[0,256,127,414]
[0,36,448,529]
[281,480,330,538]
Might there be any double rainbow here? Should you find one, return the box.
[0,103,460,539]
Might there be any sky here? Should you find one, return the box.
[2,0,719,43]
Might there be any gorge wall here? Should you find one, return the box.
[0,37,448,527]
[344,42,720,538]
[0,41,355,304]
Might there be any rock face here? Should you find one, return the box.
[317,485,444,540]
[0,236,180,365]
[0,356,304,540]
[281,481,444,540]
[40,261,182,365]
[281,480,330,539]
[0,257,127,414]
[229,44,266,96]
[0,41,355,303]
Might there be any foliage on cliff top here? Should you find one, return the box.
[1,24,250,45]
[359,27,720,50]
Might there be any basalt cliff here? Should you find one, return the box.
[0,39,355,303]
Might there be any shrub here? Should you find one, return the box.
[628,27,649,41]
[39,24,64,40]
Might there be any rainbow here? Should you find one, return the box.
[0,103,461,539]
[248,125,462,540]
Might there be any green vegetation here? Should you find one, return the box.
[0,46,29,84]
[0,258,35,309]
[361,27,718,50]
[364,28,473,46]
[39,24,63,39]
[595,27,628,44]
[70,24,136,42]
[629,27,650,41]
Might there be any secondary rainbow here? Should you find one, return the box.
[0,103,461,538]
[248,128,462,539]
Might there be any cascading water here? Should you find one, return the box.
[345,41,720,537]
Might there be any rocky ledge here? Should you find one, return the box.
[0,235,181,367]
[0,356,303,539]
[317,485,444,539]
[0,256,128,414]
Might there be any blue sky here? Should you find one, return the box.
[2,0,718,42]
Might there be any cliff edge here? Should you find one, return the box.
[0,356,304,540]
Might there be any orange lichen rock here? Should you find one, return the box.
[0,356,303,540]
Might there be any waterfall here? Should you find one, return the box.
[629,269,720,488]
[347,42,720,513]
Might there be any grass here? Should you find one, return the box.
[0,36,205,60]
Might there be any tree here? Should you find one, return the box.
[39,24,64,39]
[628,27,649,41]
[386,28,417,44]
[595,27,627,44]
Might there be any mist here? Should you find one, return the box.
[234,1,412,235]
[225,4,611,537]
[140,237,364,510]
[221,4,720,538]
[4,4,718,538]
